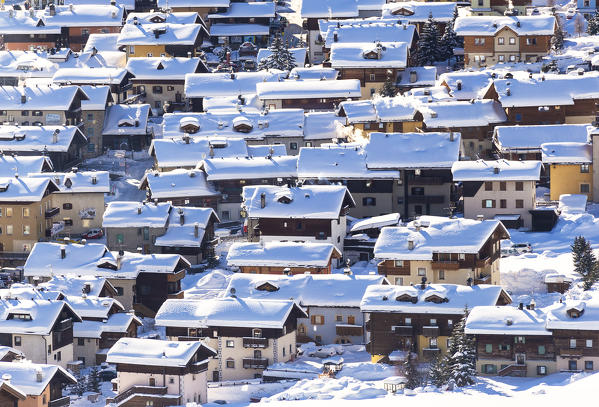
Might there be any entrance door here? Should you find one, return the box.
[212,370,220,382]
[516,353,526,365]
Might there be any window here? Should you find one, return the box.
[526,38,537,45]
[474,38,485,45]
[581,164,590,173]
[538,345,546,355]
[570,339,577,348]
[417,267,426,276]
[509,37,516,45]
[57,351,61,361]
[429,337,438,348]
[252,328,262,338]
[369,74,375,81]
[6,208,12,217]
[515,181,524,191]
[64,219,73,226]
[498,37,505,45]
[483,364,497,374]
[499,181,506,191]
[485,344,492,353]
[430,318,437,326]
[438,270,445,280]
[478,0,483,5]
[299,326,305,334]
[394,260,404,267]
[515,199,524,209]
[515,336,525,343]
[315,335,322,343]
[509,55,516,62]
[312,315,325,325]
[290,142,298,150]
[394,277,403,285]
[483,199,495,208]
[21,111,29,116]
[32,110,42,116]
[63,203,73,210]
[362,197,376,206]
[581,184,590,194]
[305,142,313,147]
[336,315,343,322]
[500,199,507,209]
[221,210,230,221]
[167,85,175,91]
[87,113,94,121]
[585,361,594,370]
[484,181,493,191]
[23,225,30,235]
[6,225,12,235]
[22,208,29,217]
[116,234,124,244]
[154,101,162,109]
[498,344,510,351]
[226,340,234,348]
[226,359,235,368]
[115,287,124,296]
[169,377,174,384]
[411,186,424,195]
[515,113,522,122]
[14,336,21,346]
[586,339,593,348]
[404,317,411,325]
[537,365,547,375]
[78,338,85,346]
[447,319,453,328]
[143,227,150,241]
[153,86,163,94]
[569,360,578,371]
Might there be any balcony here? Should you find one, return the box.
[55,318,72,332]
[48,396,70,407]
[422,326,440,337]
[45,207,60,218]
[408,195,445,204]
[393,326,413,336]
[407,176,445,185]
[243,337,269,348]
[106,386,169,405]
[243,357,269,369]
[336,324,363,337]
[498,364,527,377]
[431,261,460,270]
[560,348,583,357]
[167,269,185,282]
[476,256,491,268]
[422,348,441,359]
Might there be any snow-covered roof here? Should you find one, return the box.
[102,104,151,136]
[142,169,218,199]
[84,33,122,52]
[200,156,298,181]
[0,299,81,335]
[364,132,460,169]
[360,284,510,314]
[38,274,114,298]
[438,71,493,100]
[0,126,86,153]
[226,241,340,268]
[41,4,124,27]
[323,23,415,48]
[289,67,338,81]
[107,338,215,367]
[350,213,400,233]
[381,1,456,22]
[546,298,599,330]
[558,194,587,214]
[80,85,112,110]
[117,23,204,46]
[155,207,219,248]
[0,155,53,175]
[0,361,76,396]
[494,124,591,152]
[0,85,87,111]
[64,295,123,319]
[209,23,270,36]
[28,170,110,193]
[451,159,542,181]
[75,0,134,11]
[158,0,229,7]
[243,184,354,219]
[248,144,287,157]
[300,0,359,18]
[155,297,306,328]
[0,9,61,35]
[0,346,23,361]
[208,1,275,18]
[256,79,361,100]
[303,111,344,140]
[125,11,200,24]
[465,305,550,335]
[374,216,509,260]
[126,57,204,80]
[420,100,506,128]
[52,67,128,85]
[74,312,141,338]
[397,66,437,87]
[0,176,58,202]
[149,137,249,168]
[257,48,306,69]
[338,96,419,123]
[329,42,408,69]
[454,15,556,36]
[184,71,282,98]
[297,145,397,179]
[541,142,592,164]
[103,201,171,228]
[224,273,385,308]
[24,242,109,277]
[406,85,452,103]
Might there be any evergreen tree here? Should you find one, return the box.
[416,15,442,66]
[572,236,598,290]
[587,14,599,35]
[258,35,296,71]
[87,366,101,393]
[428,353,449,387]
[73,375,87,396]
[446,309,477,387]
[403,352,420,390]
[439,22,459,61]
[379,76,397,97]
[552,16,565,52]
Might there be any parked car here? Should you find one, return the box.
[82,228,104,239]
[511,243,532,254]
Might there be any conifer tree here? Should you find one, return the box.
[572,236,598,290]
[416,15,442,66]
[258,35,296,71]
[552,16,565,52]
[403,352,421,390]
[439,15,461,61]
[88,366,101,393]
[73,375,87,396]
[428,353,449,387]
[379,76,397,97]
[587,14,599,35]
[446,308,477,387]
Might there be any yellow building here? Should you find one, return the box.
[541,142,592,201]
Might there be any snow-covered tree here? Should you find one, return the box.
[73,375,87,396]
[87,366,101,393]
[446,308,477,387]
[587,14,599,35]
[439,10,462,62]
[379,76,397,97]
[258,35,296,71]
[428,353,449,387]
[552,16,565,52]
[403,352,421,390]
[572,236,598,290]
[415,15,442,66]
[575,14,586,37]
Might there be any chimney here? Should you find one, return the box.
[466,277,473,286]
[506,88,511,96]
[518,302,524,310]
[529,299,536,310]
[60,246,66,259]
[506,318,513,326]
[36,368,43,382]
[260,192,266,208]
[133,16,138,25]
[409,70,417,84]
[450,132,454,142]
[343,259,352,276]
[49,4,56,16]
[183,135,190,144]
[283,267,291,276]
[136,247,142,254]
[1,373,11,384]
[71,166,78,174]
[179,209,184,225]
[408,240,414,250]
[420,276,427,290]
[20,94,26,104]
[194,222,199,238]
[69,3,73,11]
[91,175,97,185]
[52,129,59,144]
[209,144,214,158]
[333,31,338,42]
[83,283,91,294]
[137,206,142,215]
[187,51,192,58]
[493,167,500,174]
[456,80,462,91]
[110,0,116,5]
[476,215,484,221]
[117,251,123,270]
[81,239,87,245]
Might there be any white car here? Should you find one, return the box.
[511,243,533,254]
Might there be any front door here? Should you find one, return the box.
[212,370,220,382]
[516,353,525,365]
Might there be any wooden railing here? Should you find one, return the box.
[243,337,269,348]
[106,386,168,405]
[242,358,269,369]
[48,396,70,407]
[498,364,527,377]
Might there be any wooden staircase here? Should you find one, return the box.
[498,364,527,377]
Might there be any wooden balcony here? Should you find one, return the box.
[243,337,269,348]
[431,261,460,270]
[243,357,269,369]
[167,291,184,300]
[560,348,584,357]
[476,256,491,268]
[336,324,363,337]
[408,195,445,204]
[393,326,413,336]
[498,364,527,377]
[106,386,168,405]
[167,269,185,282]
[48,396,70,407]
[422,326,440,337]
[422,348,440,360]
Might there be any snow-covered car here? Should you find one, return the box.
[511,243,532,254]
[82,228,104,239]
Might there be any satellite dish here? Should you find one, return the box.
[230,288,236,295]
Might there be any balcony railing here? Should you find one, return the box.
[498,364,527,377]
[431,261,460,270]
[336,324,363,337]
[422,326,440,337]
[45,207,60,218]
[560,348,583,357]
[422,348,440,359]
[106,386,169,405]
[476,256,491,268]
[393,326,413,336]
[243,337,269,348]
[408,195,445,204]
[48,396,70,407]
[242,357,269,369]
[55,318,72,332]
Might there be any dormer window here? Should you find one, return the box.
[424,294,448,304]
[396,294,418,303]
[252,328,262,338]
[7,313,32,321]
[256,281,279,292]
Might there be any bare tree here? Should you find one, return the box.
[575,14,586,37]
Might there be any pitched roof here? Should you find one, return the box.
[107,338,216,367]
[451,159,542,181]
[0,361,76,396]
[102,104,151,136]
[382,1,456,22]
[117,23,204,46]
[454,15,556,36]
[184,71,282,98]
[0,126,86,153]
[0,155,53,175]
[0,299,81,335]
[102,201,171,228]
[494,124,592,151]
[465,305,550,336]
[28,171,110,193]
[149,136,249,168]
[256,79,361,100]
[420,100,506,128]
[0,176,58,202]
[226,241,341,268]
[208,1,275,18]
[126,57,205,80]
[541,142,593,164]
[200,156,298,181]
[546,297,599,330]
[323,22,415,48]
[155,207,219,248]
[0,85,87,110]
[300,0,359,18]
[141,169,218,199]
[329,42,408,69]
